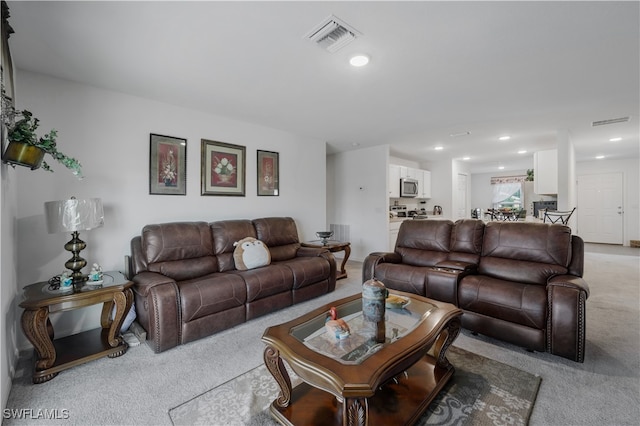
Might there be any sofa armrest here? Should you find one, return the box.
[132,271,181,353]
[547,275,590,362]
[296,246,329,257]
[434,260,478,273]
[362,252,402,282]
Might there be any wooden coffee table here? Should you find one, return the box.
[261,291,462,425]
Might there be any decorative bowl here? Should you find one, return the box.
[316,231,334,245]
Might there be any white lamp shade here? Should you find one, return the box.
[44,198,104,234]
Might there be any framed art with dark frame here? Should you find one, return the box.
[257,150,279,196]
[201,139,246,196]
[149,133,187,195]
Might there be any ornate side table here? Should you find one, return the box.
[301,240,351,279]
[19,271,134,384]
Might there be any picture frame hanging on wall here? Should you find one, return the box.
[201,139,246,196]
[257,150,279,196]
[149,133,187,195]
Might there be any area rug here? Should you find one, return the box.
[169,346,541,426]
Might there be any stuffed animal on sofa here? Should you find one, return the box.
[233,237,271,270]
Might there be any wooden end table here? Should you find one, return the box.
[301,240,351,279]
[261,291,462,425]
[19,271,134,384]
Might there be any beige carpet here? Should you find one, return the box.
[169,346,541,426]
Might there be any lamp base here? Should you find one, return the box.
[64,231,88,290]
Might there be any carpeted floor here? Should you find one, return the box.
[169,345,541,426]
[4,244,639,425]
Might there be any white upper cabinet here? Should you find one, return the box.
[533,149,558,195]
[389,164,431,198]
[389,164,401,198]
[421,170,431,198]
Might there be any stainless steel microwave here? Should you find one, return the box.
[400,178,419,197]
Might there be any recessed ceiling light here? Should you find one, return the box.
[434,146,444,151]
[498,166,505,170]
[595,155,605,159]
[462,156,470,161]
[349,54,369,67]
[518,150,527,154]
[450,131,470,138]
[499,136,511,141]
[609,137,622,142]
[351,142,360,147]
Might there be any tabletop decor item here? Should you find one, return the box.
[362,278,388,343]
[257,150,279,196]
[44,197,104,290]
[315,231,333,245]
[201,139,246,196]
[149,133,187,195]
[1,109,82,177]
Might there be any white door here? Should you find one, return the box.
[577,172,623,244]
[457,174,467,219]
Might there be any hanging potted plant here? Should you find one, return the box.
[2,109,82,177]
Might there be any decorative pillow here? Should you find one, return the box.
[233,237,271,271]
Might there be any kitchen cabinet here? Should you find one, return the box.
[534,149,558,195]
[389,220,403,250]
[389,164,432,199]
[421,170,431,198]
[389,165,401,198]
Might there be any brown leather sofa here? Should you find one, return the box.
[128,217,336,353]
[363,219,589,362]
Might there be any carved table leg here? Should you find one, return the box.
[104,288,133,357]
[21,308,58,383]
[263,345,292,409]
[344,397,368,426]
[433,317,462,369]
[338,244,351,279]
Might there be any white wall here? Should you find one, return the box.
[327,145,389,262]
[1,149,19,412]
[10,71,328,350]
[422,159,454,219]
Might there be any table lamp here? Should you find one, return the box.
[44,197,104,289]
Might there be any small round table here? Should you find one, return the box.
[301,240,351,280]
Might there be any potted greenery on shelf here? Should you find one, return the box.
[2,110,82,177]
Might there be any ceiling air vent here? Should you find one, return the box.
[591,117,630,126]
[305,15,362,53]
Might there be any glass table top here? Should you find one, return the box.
[290,296,437,365]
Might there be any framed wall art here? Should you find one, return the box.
[149,133,187,195]
[257,150,279,196]
[201,139,246,196]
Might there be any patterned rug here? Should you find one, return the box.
[169,346,541,426]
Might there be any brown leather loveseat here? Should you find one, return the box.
[363,219,589,362]
[129,217,336,353]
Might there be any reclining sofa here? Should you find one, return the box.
[128,217,336,353]
[363,219,589,362]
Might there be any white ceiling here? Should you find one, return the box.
[6,1,639,173]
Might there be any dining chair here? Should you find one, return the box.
[543,207,576,225]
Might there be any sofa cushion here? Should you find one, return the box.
[178,272,247,322]
[253,217,300,261]
[142,222,213,263]
[233,237,271,270]
[448,219,484,264]
[210,220,257,272]
[142,222,218,281]
[373,263,427,295]
[395,220,453,267]
[280,257,331,289]
[235,264,294,302]
[459,275,547,330]
[479,222,571,284]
